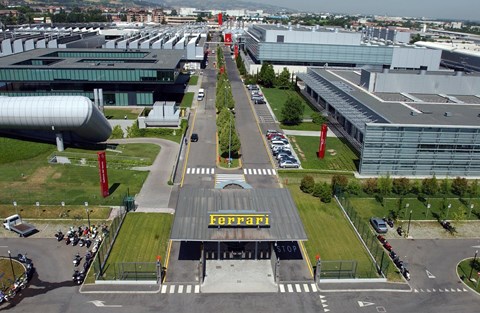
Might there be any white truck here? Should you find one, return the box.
[3,214,36,237]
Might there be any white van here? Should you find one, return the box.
[271,140,290,149]
[197,88,205,101]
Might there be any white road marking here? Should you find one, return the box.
[303,284,309,292]
[272,169,276,175]
[169,285,175,294]
[414,289,418,293]
[287,284,293,292]
[201,168,205,174]
[358,301,375,307]
[426,270,436,278]
[262,169,267,175]
[178,285,184,294]
[321,299,327,304]
[253,169,257,175]
[295,284,301,292]
[267,169,272,175]
[243,169,248,174]
[311,284,318,292]
[194,285,200,293]
[89,301,122,308]
[161,285,167,293]
[279,284,285,293]
[463,288,468,292]
[457,288,462,292]
[186,285,192,293]
[187,168,191,174]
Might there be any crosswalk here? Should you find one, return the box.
[161,284,200,294]
[414,287,469,293]
[186,167,215,175]
[278,283,318,293]
[243,168,276,176]
[215,173,246,183]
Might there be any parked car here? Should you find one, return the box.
[254,99,266,105]
[279,159,300,168]
[270,136,289,144]
[251,95,264,101]
[370,217,388,234]
[276,150,293,160]
[272,146,291,156]
[266,129,280,136]
[278,156,297,164]
[267,133,285,140]
[251,90,262,96]
[270,140,290,149]
[190,133,199,142]
[246,84,259,90]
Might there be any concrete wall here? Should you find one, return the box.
[391,47,441,70]
[264,28,361,45]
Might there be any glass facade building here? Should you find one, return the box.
[0,49,184,106]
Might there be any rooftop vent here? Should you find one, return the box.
[444,112,452,117]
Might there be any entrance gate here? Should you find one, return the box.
[203,242,271,260]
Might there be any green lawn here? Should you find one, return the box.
[188,76,199,85]
[0,138,151,206]
[262,87,316,119]
[287,185,377,278]
[0,259,25,289]
[102,213,173,280]
[0,204,111,220]
[457,258,480,292]
[180,92,194,108]
[280,122,323,131]
[104,108,143,120]
[348,197,480,221]
[290,136,358,171]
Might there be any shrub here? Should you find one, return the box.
[312,183,322,197]
[300,175,315,194]
[331,175,349,194]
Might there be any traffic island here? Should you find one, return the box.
[457,256,480,293]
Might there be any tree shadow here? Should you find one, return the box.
[108,183,121,195]
[0,270,76,311]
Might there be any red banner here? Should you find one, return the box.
[218,13,223,26]
[317,124,328,159]
[234,44,239,59]
[97,151,110,197]
[224,33,232,46]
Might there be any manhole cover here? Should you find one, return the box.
[216,266,222,269]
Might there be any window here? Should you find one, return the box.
[276,35,284,43]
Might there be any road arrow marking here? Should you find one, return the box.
[358,301,375,307]
[426,270,436,278]
[321,299,327,303]
[319,295,325,299]
[90,300,122,308]
[471,245,480,249]
[322,304,329,308]
[463,288,468,292]
[414,289,419,293]
[324,309,330,312]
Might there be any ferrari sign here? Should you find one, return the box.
[209,213,270,227]
[97,151,109,198]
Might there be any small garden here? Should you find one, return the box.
[458,256,480,292]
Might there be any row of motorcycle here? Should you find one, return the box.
[54,225,108,285]
[377,235,411,281]
[0,254,35,303]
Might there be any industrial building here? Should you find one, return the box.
[298,67,480,178]
[243,23,441,75]
[0,95,111,151]
[415,41,480,73]
[0,48,186,106]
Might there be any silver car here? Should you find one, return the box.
[279,159,299,168]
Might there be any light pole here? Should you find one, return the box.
[8,250,15,281]
[406,210,413,238]
[447,203,452,219]
[469,204,474,219]
[13,201,17,215]
[228,109,232,167]
[35,201,40,217]
[405,203,409,219]
[426,203,431,219]
[85,202,91,230]
[469,250,478,280]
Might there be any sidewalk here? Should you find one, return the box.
[283,129,337,137]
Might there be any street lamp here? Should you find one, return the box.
[469,204,474,219]
[35,201,40,216]
[447,203,452,219]
[13,201,17,215]
[85,202,91,230]
[8,250,15,281]
[426,203,431,219]
[406,210,413,238]
[405,203,410,219]
[469,250,478,280]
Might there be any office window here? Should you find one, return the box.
[276,35,284,43]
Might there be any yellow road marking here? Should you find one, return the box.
[299,241,314,278]
[180,108,198,187]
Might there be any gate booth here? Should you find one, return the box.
[171,188,308,285]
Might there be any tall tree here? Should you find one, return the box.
[280,95,304,125]
[422,175,439,196]
[258,62,275,87]
[392,178,410,195]
[451,177,468,197]
[276,67,291,89]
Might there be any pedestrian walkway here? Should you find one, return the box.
[413,287,469,293]
[243,168,276,176]
[160,284,200,294]
[283,129,337,137]
[186,167,215,175]
[278,282,318,293]
[215,173,246,184]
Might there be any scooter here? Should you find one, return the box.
[85,239,92,248]
[73,253,81,267]
[397,226,404,236]
[17,253,28,263]
[55,231,64,241]
[78,238,85,247]
[402,267,411,280]
[65,236,71,245]
[72,235,80,246]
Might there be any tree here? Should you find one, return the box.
[110,125,124,139]
[319,183,332,203]
[276,67,291,89]
[311,112,327,125]
[392,178,410,196]
[451,177,468,197]
[219,123,241,157]
[300,175,315,194]
[440,177,450,195]
[312,183,322,198]
[280,95,304,125]
[258,62,275,87]
[422,175,439,196]
[170,9,178,16]
[331,175,349,194]
[347,180,362,195]
[468,180,479,198]
[363,178,377,195]
[377,174,392,197]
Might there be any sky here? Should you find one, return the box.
[261,0,479,21]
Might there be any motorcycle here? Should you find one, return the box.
[397,226,404,236]
[72,235,80,246]
[65,236,71,245]
[73,253,81,267]
[17,253,28,263]
[55,231,64,241]
[85,239,92,248]
[402,267,411,280]
[78,238,85,247]
[385,218,394,228]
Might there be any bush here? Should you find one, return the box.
[319,183,332,203]
[300,175,315,194]
[312,183,322,197]
[331,175,349,194]
[311,112,327,125]
[347,180,361,195]
[110,125,124,139]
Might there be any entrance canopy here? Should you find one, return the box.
[171,188,307,242]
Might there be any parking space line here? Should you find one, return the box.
[161,285,167,294]
[279,284,285,293]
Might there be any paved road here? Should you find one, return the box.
[108,138,179,211]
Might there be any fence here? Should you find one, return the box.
[114,262,160,281]
[93,203,127,280]
[337,195,391,278]
[317,260,357,279]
